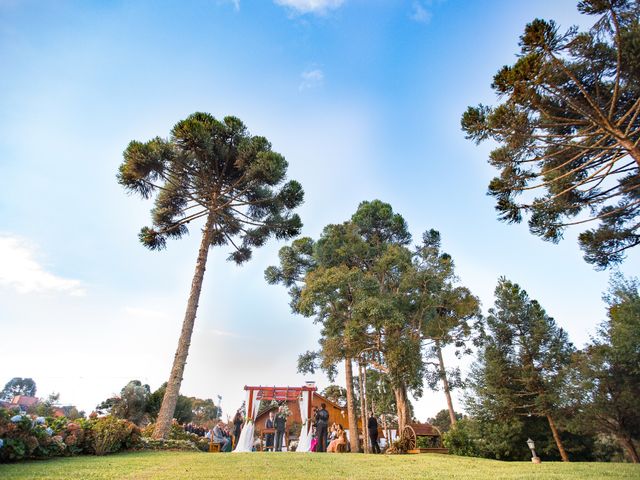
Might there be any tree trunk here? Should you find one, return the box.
[435,340,457,427]
[618,435,640,463]
[153,213,215,440]
[546,414,569,462]
[344,356,360,453]
[393,383,410,433]
[362,365,370,446]
[358,362,368,452]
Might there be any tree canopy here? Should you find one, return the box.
[572,274,640,462]
[118,112,303,439]
[462,0,640,268]
[466,278,575,461]
[96,380,151,426]
[268,200,479,441]
[0,378,37,400]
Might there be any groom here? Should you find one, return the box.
[274,406,287,451]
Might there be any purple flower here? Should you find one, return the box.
[36,417,46,425]
[10,415,22,423]
[45,427,53,436]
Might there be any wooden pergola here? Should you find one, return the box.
[244,385,318,452]
[244,386,317,418]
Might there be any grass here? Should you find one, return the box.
[0,451,638,480]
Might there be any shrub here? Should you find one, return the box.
[135,438,208,452]
[0,409,142,462]
[0,409,57,461]
[140,422,208,452]
[386,435,413,454]
[443,419,481,457]
[90,416,141,455]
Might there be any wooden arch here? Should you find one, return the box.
[244,385,317,423]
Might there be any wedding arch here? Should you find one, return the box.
[233,384,317,452]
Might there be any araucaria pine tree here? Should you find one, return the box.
[462,0,640,268]
[117,113,303,439]
[467,278,574,461]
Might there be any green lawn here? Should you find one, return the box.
[0,451,637,480]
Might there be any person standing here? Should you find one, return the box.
[315,403,329,452]
[233,409,243,449]
[368,412,380,454]
[265,411,275,451]
[274,406,287,452]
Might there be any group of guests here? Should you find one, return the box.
[263,403,380,454]
[183,422,208,437]
[311,408,380,453]
[323,422,348,452]
[310,407,381,454]
[207,421,234,452]
[262,403,336,453]
[204,409,245,453]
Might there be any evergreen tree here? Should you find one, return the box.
[573,275,640,462]
[462,0,640,268]
[0,378,36,400]
[96,380,151,426]
[269,201,479,438]
[411,231,481,427]
[466,278,575,461]
[266,200,414,450]
[321,385,348,406]
[118,113,303,438]
[427,409,463,434]
[190,397,221,424]
[147,383,194,425]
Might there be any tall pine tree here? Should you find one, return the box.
[467,278,574,461]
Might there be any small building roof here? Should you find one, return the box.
[410,422,441,437]
[11,396,39,408]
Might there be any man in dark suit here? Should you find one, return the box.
[265,411,275,451]
[368,412,380,453]
[274,406,287,451]
[315,403,329,452]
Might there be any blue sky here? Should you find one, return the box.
[1,0,637,420]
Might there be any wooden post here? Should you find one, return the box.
[246,387,254,423]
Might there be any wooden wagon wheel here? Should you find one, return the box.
[402,425,417,451]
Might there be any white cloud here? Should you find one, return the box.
[411,1,433,24]
[0,235,85,296]
[299,68,324,90]
[274,0,345,15]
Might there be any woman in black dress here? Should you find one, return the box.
[232,409,243,448]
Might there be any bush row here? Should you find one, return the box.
[0,409,214,462]
[139,422,210,452]
[0,408,141,462]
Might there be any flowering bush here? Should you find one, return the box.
[0,408,141,462]
[0,409,64,461]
